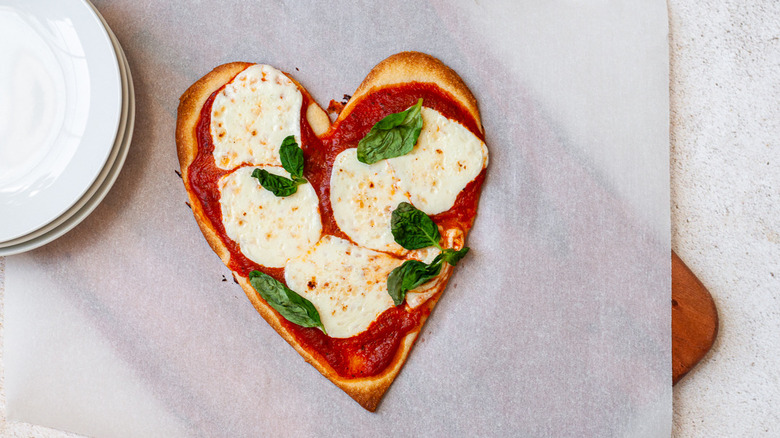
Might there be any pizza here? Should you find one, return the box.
[175,52,488,411]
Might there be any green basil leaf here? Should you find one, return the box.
[441,247,469,266]
[251,137,308,197]
[357,98,424,164]
[251,168,302,197]
[248,271,326,333]
[391,202,441,250]
[387,256,443,306]
[279,135,304,178]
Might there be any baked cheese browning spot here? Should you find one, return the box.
[284,236,400,338]
[388,107,488,215]
[330,148,410,255]
[211,64,303,170]
[218,166,321,268]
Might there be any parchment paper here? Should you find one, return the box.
[4,1,671,436]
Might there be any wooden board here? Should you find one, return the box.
[671,251,718,384]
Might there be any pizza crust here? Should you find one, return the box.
[342,52,482,134]
[176,52,479,411]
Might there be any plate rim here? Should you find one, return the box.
[0,31,134,256]
[0,0,123,241]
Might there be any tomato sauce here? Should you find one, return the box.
[189,77,485,377]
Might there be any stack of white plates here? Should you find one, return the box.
[0,0,134,256]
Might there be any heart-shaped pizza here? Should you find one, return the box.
[176,52,488,411]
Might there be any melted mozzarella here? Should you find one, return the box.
[211,64,302,170]
[388,107,488,215]
[330,148,409,255]
[218,166,321,268]
[284,236,399,338]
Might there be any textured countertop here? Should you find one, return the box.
[1,0,778,436]
[669,1,779,435]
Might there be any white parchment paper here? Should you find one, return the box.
[4,1,671,436]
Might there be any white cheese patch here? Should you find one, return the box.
[330,148,409,255]
[218,166,321,268]
[211,64,302,170]
[284,236,400,338]
[388,107,488,215]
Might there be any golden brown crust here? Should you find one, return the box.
[341,51,482,134]
[175,53,479,411]
[176,62,252,268]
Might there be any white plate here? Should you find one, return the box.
[0,4,132,252]
[0,41,134,256]
[0,0,122,242]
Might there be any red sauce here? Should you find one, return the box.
[291,304,429,378]
[189,78,485,378]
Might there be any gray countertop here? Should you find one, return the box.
[669,0,779,435]
[2,0,778,436]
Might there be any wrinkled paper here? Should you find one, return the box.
[4,1,671,436]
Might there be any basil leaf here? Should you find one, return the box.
[391,202,441,250]
[248,271,326,333]
[251,136,308,197]
[251,168,303,197]
[357,98,424,164]
[279,135,304,178]
[387,256,443,306]
[441,247,469,266]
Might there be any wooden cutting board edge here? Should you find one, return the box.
[671,250,719,384]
